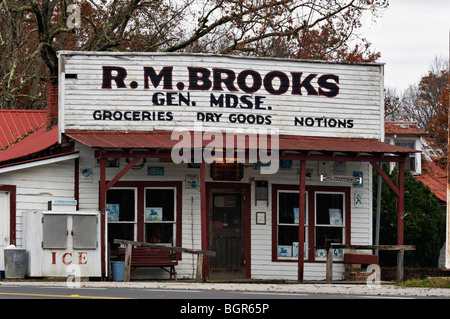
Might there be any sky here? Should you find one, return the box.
[359,0,450,92]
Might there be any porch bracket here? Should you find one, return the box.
[370,161,400,197]
[105,156,143,191]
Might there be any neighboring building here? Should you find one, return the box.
[385,121,446,208]
[385,121,447,268]
[384,121,426,176]
[0,52,416,281]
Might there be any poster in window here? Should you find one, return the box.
[293,208,306,224]
[292,242,299,257]
[278,245,292,257]
[293,208,299,224]
[106,204,119,221]
[329,209,342,225]
[145,207,163,221]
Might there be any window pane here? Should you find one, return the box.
[106,189,135,221]
[108,223,134,243]
[145,223,174,244]
[316,193,343,225]
[145,189,175,221]
[278,192,306,224]
[278,225,298,246]
[108,223,134,252]
[315,226,343,248]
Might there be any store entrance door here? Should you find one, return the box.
[209,192,245,279]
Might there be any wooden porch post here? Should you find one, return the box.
[397,160,405,246]
[298,159,306,283]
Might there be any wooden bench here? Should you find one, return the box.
[343,253,379,265]
[114,239,216,282]
[326,244,415,283]
[117,247,178,280]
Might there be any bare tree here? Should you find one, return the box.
[401,55,449,130]
[384,87,406,121]
[1,0,389,109]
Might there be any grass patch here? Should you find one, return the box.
[398,278,450,288]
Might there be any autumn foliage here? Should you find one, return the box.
[0,0,388,110]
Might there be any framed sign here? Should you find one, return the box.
[256,212,266,225]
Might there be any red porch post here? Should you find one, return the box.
[200,160,208,280]
[99,157,107,280]
[370,160,406,246]
[298,160,306,283]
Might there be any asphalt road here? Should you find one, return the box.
[0,284,436,299]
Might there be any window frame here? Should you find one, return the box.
[106,187,138,248]
[314,191,346,260]
[144,187,177,245]
[275,190,308,261]
[272,184,351,262]
[395,140,418,173]
[106,181,182,251]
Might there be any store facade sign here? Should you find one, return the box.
[58,52,384,140]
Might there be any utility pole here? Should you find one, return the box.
[445,30,450,270]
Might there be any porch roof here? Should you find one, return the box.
[65,130,418,157]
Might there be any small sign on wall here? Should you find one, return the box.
[354,192,363,207]
[186,174,199,189]
[147,166,164,176]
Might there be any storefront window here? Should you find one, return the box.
[315,192,344,258]
[106,188,136,249]
[273,185,349,262]
[145,188,176,245]
[277,191,307,259]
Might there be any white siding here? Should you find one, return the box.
[75,143,372,280]
[1,140,373,280]
[0,160,76,247]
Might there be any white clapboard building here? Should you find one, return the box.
[0,52,417,281]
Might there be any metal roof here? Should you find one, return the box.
[0,125,59,163]
[385,121,429,137]
[415,158,447,202]
[65,130,418,155]
[0,110,47,149]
